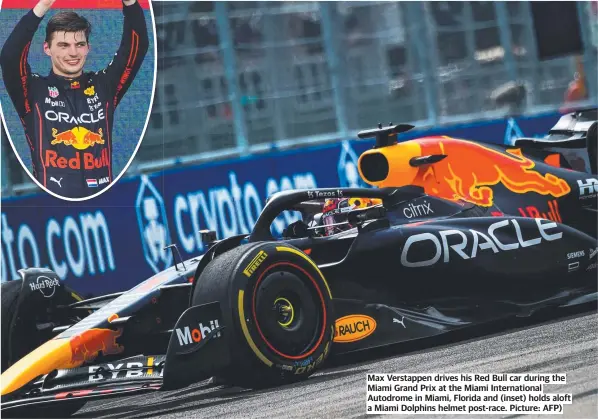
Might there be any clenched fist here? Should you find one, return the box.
[33,0,57,18]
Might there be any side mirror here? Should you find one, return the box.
[200,230,218,248]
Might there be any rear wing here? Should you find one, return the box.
[513,109,597,149]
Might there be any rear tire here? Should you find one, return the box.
[192,242,334,388]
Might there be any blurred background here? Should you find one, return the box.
[2,0,597,196]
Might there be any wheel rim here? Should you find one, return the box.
[273,297,295,328]
[251,262,327,360]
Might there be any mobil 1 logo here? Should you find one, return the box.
[171,302,224,355]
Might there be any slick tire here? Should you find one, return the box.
[192,242,334,388]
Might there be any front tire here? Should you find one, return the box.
[192,242,334,388]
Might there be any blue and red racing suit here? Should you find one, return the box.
[0,1,149,198]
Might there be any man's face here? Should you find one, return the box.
[44,31,90,78]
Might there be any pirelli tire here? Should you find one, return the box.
[192,242,334,388]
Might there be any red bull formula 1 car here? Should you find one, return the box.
[1,110,596,417]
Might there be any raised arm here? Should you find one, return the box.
[0,0,55,116]
[103,0,150,108]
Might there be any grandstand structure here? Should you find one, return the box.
[2,1,597,194]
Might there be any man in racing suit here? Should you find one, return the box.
[0,0,149,198]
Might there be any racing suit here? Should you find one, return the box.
[0,1,149,198]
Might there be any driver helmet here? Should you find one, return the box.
[321,197,382,236]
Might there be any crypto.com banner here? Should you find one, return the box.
[1,112,561,297]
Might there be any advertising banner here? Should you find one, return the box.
[1,112,562,297]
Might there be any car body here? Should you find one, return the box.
[1,111,596,416]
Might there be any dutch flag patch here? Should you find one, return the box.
[86,179,98,188]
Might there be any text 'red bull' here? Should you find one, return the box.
[69,328,124,366]
[414,138,571,206]
[518,200,562,223]
[45,149,109,170]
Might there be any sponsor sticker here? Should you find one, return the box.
[402,201,434,219]
[401,218,562,268]
[567,250,585,259]
[393,316,406,328]
[71,81,80,89]
[243,250,268,278]
[45,97,66,107]
[577,178,598,199]
[50,176,63,188]
[48,86,59,98]
[307,190,344,199]
[46,109,105,125]
[84,85,95,96]
[517,200,562,223]
[88,358,162,381]
[45,149,109,170]
[175,320,221,347]
[334,314,377,343]
[29,275,61,298]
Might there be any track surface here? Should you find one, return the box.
[78,310,598,419]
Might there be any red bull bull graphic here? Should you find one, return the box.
[69,328,124,366]
[359,137,571,207]
[51,127,104,150]
[0,328,123,395]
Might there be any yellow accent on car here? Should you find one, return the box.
[238,290,273,367]
[0,339,73,396]
[243,250,268,278]
[275,246,332,299]
[274,297,294,327]
[147,356,154,375]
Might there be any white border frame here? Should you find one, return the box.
[0,0,159,202]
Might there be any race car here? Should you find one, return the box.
[2,111,596,417]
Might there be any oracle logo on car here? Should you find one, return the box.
[333,315,377,343]
[400,218,562,268]
[175,320,221,347]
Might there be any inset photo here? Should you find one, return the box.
[0,0,155,200]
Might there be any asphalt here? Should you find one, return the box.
[77,308,598,419]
